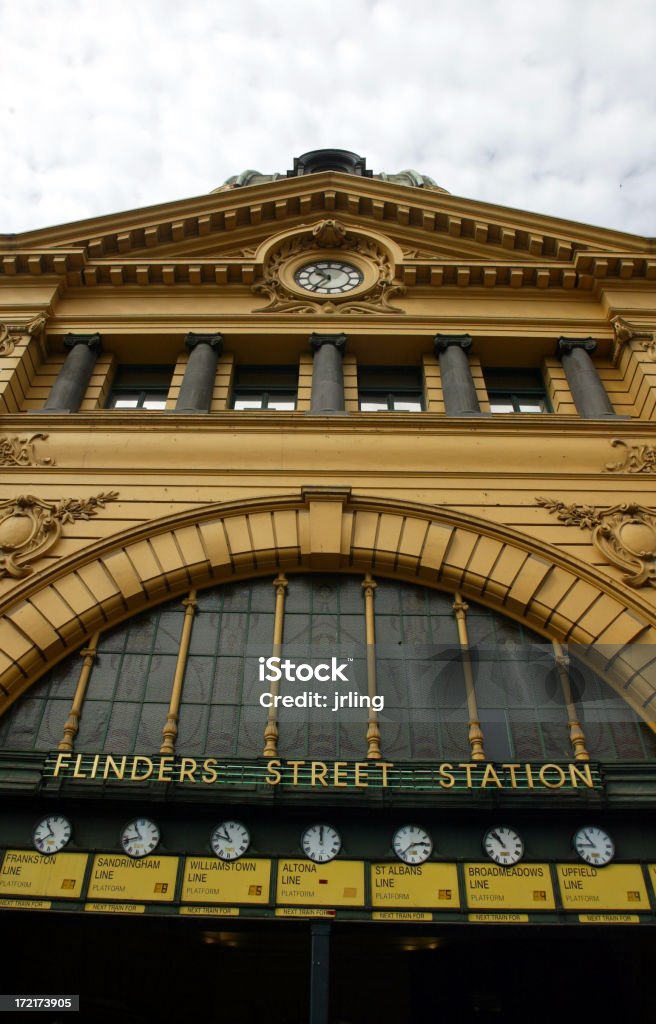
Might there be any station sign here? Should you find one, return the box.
[464,863,555,910]
[371,863,459,909]
[181,858,270,904]
[557,864,649,912]
[87,854,178,902]
[0,850,87,899]
[276,859,364,906]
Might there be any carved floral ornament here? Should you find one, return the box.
[605,439,656,474]
[0,313,47,357]
[0,434,53,468]
[251,218,406,315]
[0,492,118,579]
[537,497,656,589]
[610,315,655,361]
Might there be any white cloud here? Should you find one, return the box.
[0,0,654,235]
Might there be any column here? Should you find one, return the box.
[557,337,615,418]
[175,332,223,413]
[309,333,347,413]
[433,334,480,415]
[43,333,102,412]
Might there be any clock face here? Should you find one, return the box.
[483,825,524,866]
[392,824,433,865]
[33,815,72,855]
[210,821,250,861]
[573,826,615,866]
[294,260,363,295]
[301,823,341,863]
[120,818,160,858]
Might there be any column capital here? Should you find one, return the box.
[557,336,597,356]
[64,332,102,354]
[184,331,223,354]
[309,332,347,353]
[433,333,472,354]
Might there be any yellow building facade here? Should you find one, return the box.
[0,150,655,1021]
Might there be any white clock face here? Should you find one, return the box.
[573,826,615,866]
[483,825,524,866]
[392,824,433,865]
[295,260,363,295]
[120,818,160,858]
[210,821,250,861]
[33,815,72,855]
[301,823,341,863]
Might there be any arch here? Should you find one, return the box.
[0,488,655,720]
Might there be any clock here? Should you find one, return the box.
[301,823,341,863]
[392,824,433,865]
[210,820,250,861]
[573,825,615,866]
[33,814,72,855]
[483,825,524,866]
[120,817,160,858]
[294,260,363,295]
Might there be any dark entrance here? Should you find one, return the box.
[3,912,655,1023]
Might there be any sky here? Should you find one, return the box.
[1,0,655,237]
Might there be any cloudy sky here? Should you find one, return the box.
[1,0,654,237]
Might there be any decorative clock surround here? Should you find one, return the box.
[252,218,406,314]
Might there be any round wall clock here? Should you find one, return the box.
[483,825,524,866]
[33,814,72,855]
[392,824,433,865]
[120,817,160,858]
[573,825,615,866]
[294,260,363,295]
[301,823,342,863]
[210,820,250,861]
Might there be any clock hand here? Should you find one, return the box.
[319,826,324,844]
[491,831,505,846]
[402,841,430,855]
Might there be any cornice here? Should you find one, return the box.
[1,173,651,278]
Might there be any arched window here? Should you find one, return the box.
[1,575,654,763]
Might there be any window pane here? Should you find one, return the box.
[267,399,296,410]
[518,401,545,413]
[143,399,167,410]
[112,398,140,408]
[233,399,264,410]
[392,400,422,412]
[360,401,389,411]
[490,402,514,413]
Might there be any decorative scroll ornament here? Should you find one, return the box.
[606,438,656,474]
[0,433,53,468]
[610,316,655,360]
[0,313,47,356]
[0,492,118,579]
[252,218,406,315]
[537,497,656,588]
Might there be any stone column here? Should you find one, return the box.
[433,333,480,415]
[557,337,615,418]
[309,333,347,413]
[43,333,102,412]
[175,332,223,413]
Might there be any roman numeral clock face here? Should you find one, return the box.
[483,825,524,866]
[301,823,342,863]
[294,260,363,295]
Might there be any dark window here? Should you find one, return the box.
[231,366,297,410]
[358,367,424,411]
[107,366,173,410]
[483,368,550,413]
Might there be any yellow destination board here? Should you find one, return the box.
[579,914,640,924]
[0,899,52,910]
[372,911,432,922]
[371,863,459,909]
[181,858,270,905]
[87,854,178,902]
[85,903,145,914]
[557,864,649,911]
[180,906,240,917]
[276,860,364,907]
[464,863,555,910]
[275,908,336,918]
[0,850,87,899]
[468,913,529,923]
